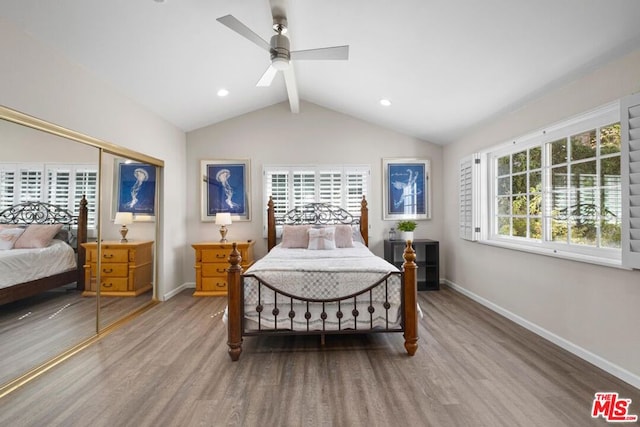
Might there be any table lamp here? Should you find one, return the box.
[215,212,232,242]
[114,212,134,243]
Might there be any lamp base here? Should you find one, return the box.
[219,225,228,243]
[120,225,129,243]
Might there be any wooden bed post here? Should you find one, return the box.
[360,196,369,247]
[227,243,243,361]
[76,195,88,290]
[267,196,276,251]
[402,240,419,356]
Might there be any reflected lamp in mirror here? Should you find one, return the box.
[114,212,134,243]
[215,212,232,242]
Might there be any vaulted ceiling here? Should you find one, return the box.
[2,0,640,144]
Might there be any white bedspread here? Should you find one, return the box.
[244,242,401,301]
[240,243,406,331]
[0,239,76,289]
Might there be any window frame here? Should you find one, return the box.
[262,164,371,236]
[478,101,624,266]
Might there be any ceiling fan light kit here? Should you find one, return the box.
[216,1,349,113]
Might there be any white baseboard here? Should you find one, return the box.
[163,282,195,301]
[444,279,640,390]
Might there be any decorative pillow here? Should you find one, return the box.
[307,227,336,250]
[0,228,25,250]
[281,225,311,248]
[14,224,63,249]
[350,225,365,244]
[334,225,354,248]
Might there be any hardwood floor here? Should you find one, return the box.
[0,287,637,426]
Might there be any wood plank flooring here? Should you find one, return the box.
[0,287,638,426]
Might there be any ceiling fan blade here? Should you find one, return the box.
[256,65,278,87]
[282,66,300,113]
[216,15,270,52]
[269,0,288,20]
[290,45,349,61]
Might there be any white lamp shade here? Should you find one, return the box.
[215,212,232,225]
[114,212,134,225]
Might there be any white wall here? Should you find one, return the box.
[0,18,188,299]
[186,101,443,282]
[443,49,640,386]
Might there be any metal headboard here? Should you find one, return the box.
[0,201,78,226]
[276,202,360,226]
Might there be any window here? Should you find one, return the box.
[263,165,370,233]
[0,163,98,228]
[461,102,626,264]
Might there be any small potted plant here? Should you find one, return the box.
[396,220,417,241]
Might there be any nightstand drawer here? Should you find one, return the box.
[99,278,129,292]
[95,263,129,277]
[87,248,129,263]
[202,263,228,277]
[202,278,228,292]
[201,248,230,263]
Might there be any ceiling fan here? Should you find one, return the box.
[216,0,349,113]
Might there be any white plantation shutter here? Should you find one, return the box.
[292,170,316,208]
[621,93,640,268]
[0,167,16,210]
[459,154,480,241]
[74,168,98,228]
[47,168,72,207]
[318,170,342,205]
[344,168,369,215]
[263,165,371,236]
[19,169,42,202]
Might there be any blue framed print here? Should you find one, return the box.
[382,158,431,220]
[201,159,251,222]
[114,160,156,220]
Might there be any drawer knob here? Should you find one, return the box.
[216,283,226,288]
[102,282,113,288]
[216,268,226,273]
[216,254,226,259]
[103,268,113,273]
[103,254,114,259]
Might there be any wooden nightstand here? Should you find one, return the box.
[81,240,154,297]
[192,241,255,297]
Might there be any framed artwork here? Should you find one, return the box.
[113,160,156,221]
[382,158,431,220]
[201,159,251,222]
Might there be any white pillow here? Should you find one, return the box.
[0,228,25,250]
[307,227,336,250]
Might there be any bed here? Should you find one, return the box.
[226,196,418,361]
[0,197,88,305]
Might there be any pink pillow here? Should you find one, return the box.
[0,228,25,250]
[334,225,354,248]
[14,224,63,249]
[281,225,311,248]
[307,227,336,250]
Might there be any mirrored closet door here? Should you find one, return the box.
[0,106,163,394]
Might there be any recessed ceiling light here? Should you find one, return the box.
[153,0,166,3]
[217,89,229,97]
[379,99,392,107]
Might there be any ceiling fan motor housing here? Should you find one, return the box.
[270,33,290,69]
